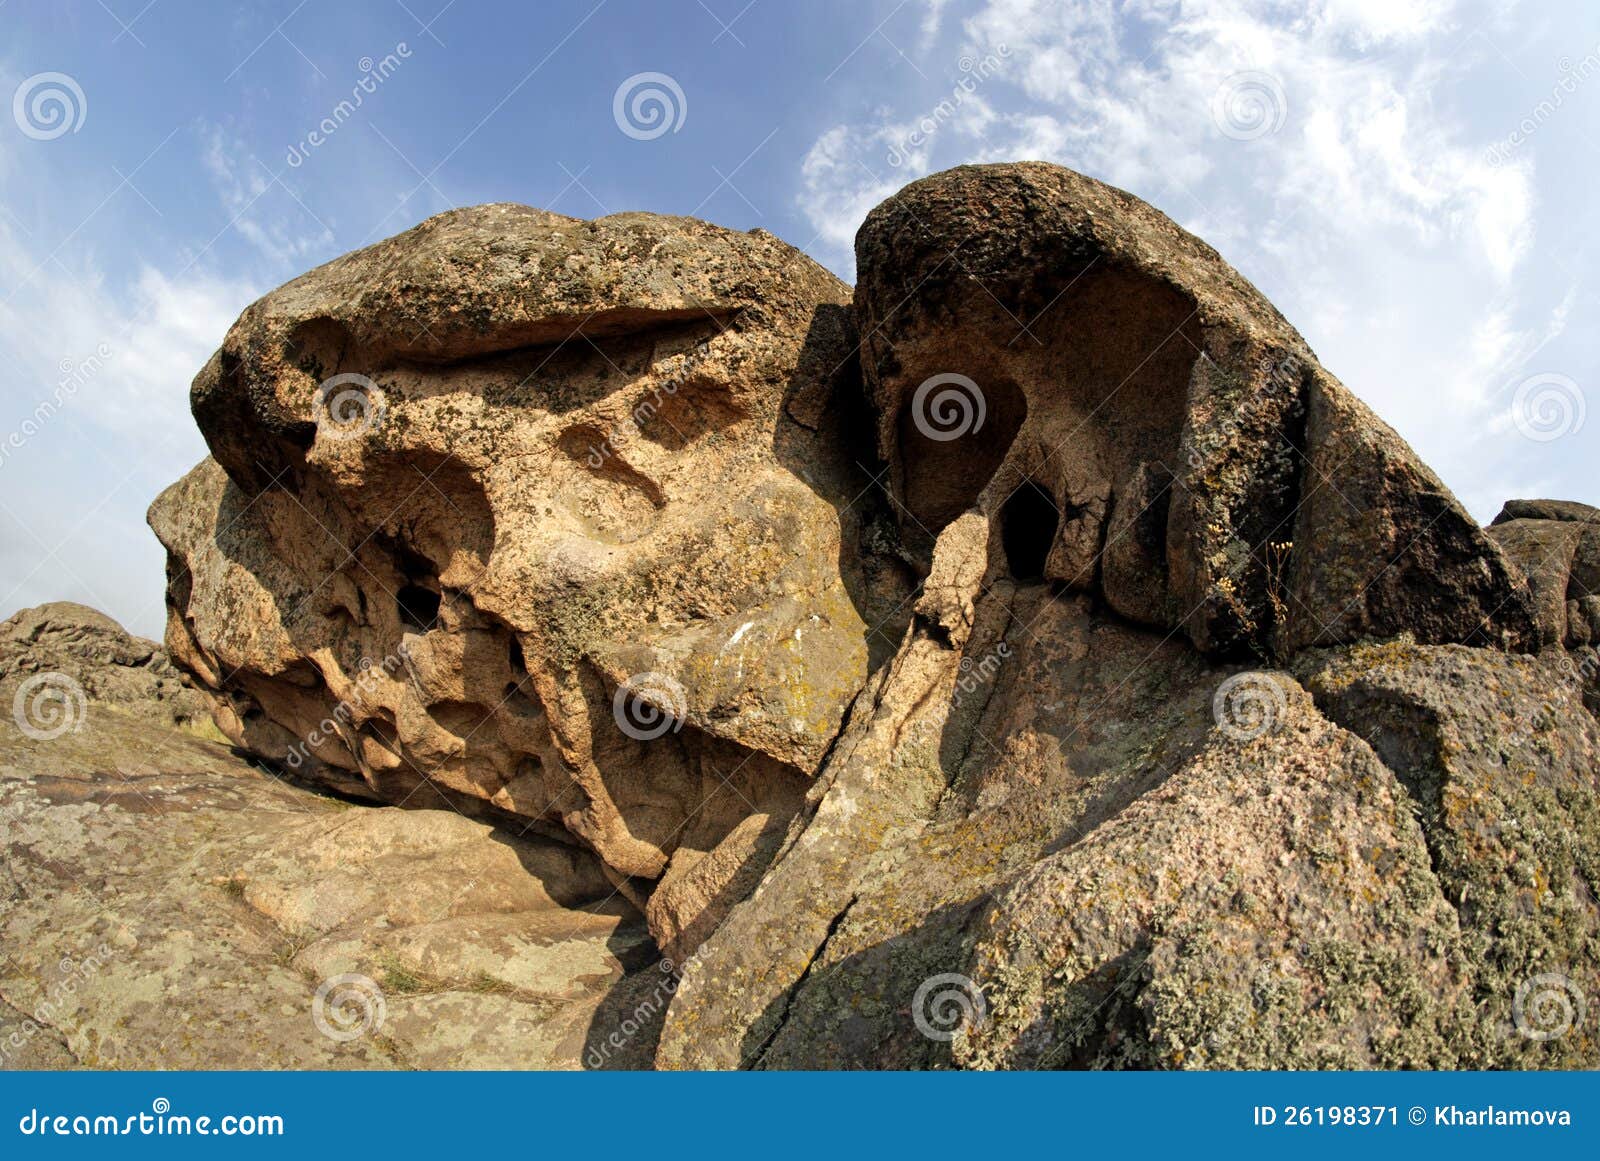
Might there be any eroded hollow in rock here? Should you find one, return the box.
[1001,479,1060,582]
[895,372,1027,544]
[397,584,441,632]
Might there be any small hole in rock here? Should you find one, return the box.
[397,585,441,631]
[1002,480,1060,582]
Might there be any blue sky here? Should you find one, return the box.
[1,0,1596,638]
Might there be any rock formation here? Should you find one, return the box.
[1487,501,1599,687]
[147,207,912,965]
[1,602,214,734]
[135,162,1597,1070]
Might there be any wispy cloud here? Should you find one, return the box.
[202,123,334,265]
[796,0,1581,521]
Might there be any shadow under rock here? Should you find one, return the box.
[773,302,918,674]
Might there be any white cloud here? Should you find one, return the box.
[801,0,1532,270]
[799,125,905,255]
[202,124,333,265]
[0,212,260,637]
[797,0,1576,520]
[0,220,258,441]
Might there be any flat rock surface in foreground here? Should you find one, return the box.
[0,606,660,1069]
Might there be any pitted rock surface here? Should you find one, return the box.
[149,207,912,958]
[85,162,1598,1071]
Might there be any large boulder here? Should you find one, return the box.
[148,206,911,959]
[852,163,1535,659]
[0,602,213,734]
[655,164,1595,1070]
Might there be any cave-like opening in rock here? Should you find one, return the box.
[1002,479,1060,582]
[895,373,1028,558]
[397,584,441,631]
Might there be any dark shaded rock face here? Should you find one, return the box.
[140,162,1596,1071]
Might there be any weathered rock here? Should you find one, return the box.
[1487,519,1585,647]
[126,161,1599,1073]
[149,206,912,957]
[1302,641,1600,1067]
[1,614,655,1069]
[1493,498,1600,525]
[0,602,214,734]
[655,165,1592,1071]
[851,162,1535,659]
[1488,501,1600,653]
[961,678,1469,1069]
